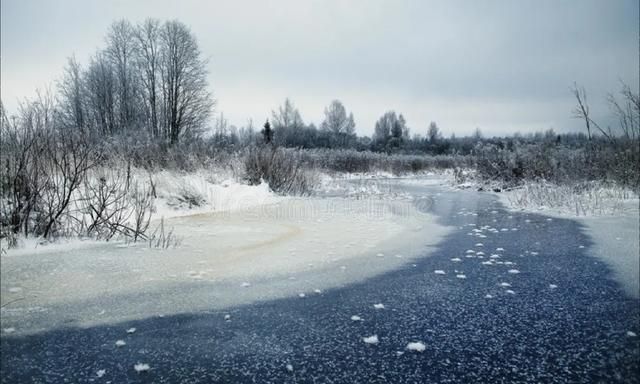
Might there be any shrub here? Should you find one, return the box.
[243,146,318,195]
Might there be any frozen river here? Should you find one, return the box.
[1,179,638,383]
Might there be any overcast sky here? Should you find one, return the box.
[2,0,638,137]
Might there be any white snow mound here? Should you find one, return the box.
[406,342,426,352]
[363,335,379,344]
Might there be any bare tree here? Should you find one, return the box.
[135,19,162,137]
[571,82,613,142]
[271,99,304,130]
[40,127,99,239]
[608,82,640,141]
[321,100,356,147]
[271,99,305,146]
[57,56,86,132]
[85,52,117,135]
[106,20,139,132]
[160,20,213,144]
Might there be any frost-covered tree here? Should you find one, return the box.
[134,19,162,137]
[271,99,305,146]
[374,111,408,150]
[160,20,214,144]
[427,121,441,143]
[106,20,140,132]
[321,100,356,147]
[57,56,86,132]
[84,52,117,135]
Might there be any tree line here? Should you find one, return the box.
[55,19,212,144]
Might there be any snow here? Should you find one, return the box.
[549,284,558,289]
[579,209,640,298]
[373,303,385,309]
[496,247,505,251]
[0,184,452,333]
[134,363,150,372]
[152,171,282,218]
[286,364,294,372]
[456,274,467,279]
[126,327,136,334]
[2,237,105,257]
[351,315,363,321]
[298,293,306,298]
[498,190,640,299]
[434,270,446,275]
[96,369,106,378]
[115,340,126,347]
[484,294,493,299]
[406,342,426,352]
[627,331,637,337]
[363,335,379,344]
[2,327,16,334]
[241,282,251,288]
[450,258,462,262]
[224,314,231,321]
[508,269,520,274]
[499,282,511,287]
[505,290,516,295]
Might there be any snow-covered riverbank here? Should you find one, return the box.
[497,191,639,298]
[1,192,451,334]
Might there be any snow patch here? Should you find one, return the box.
[133,363,150,373]
[363,335,379,344]
[406,342,426,352]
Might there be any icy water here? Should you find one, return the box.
[1,180,639,383]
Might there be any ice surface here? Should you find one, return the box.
[1,193,451,334]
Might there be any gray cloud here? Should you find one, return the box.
[2,0,638,137]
